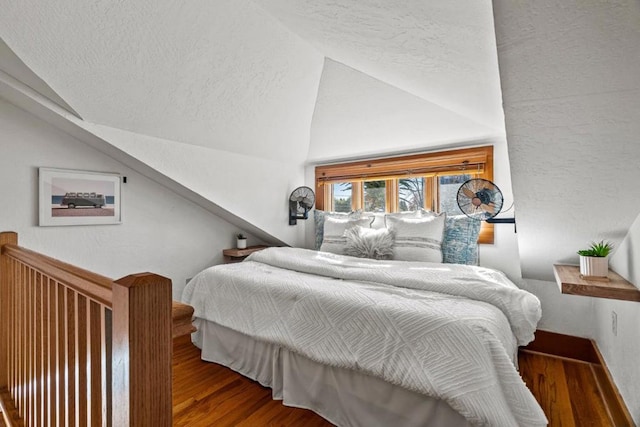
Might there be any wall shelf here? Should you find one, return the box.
[223,245,269,263]
[553,264,640,302]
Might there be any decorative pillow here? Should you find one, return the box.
[314,210,363,250]
[371,209,435,229]
[385,214,445,263]
[320,216,374,255]
[442,215,481,265]
[344,226,395,260]
[385,208,435,219]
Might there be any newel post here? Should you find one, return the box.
[111,272,172,427]
[0,232,17,391]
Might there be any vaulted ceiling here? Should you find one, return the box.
[0,0,505,246]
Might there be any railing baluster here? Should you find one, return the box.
[0,234,177,427]
[58,282,67,427]
[77,294,88,425]
[35,272,43,427]
[48,278,56,427]
[89,301,102,427]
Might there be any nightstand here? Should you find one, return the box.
[222,245,269,263]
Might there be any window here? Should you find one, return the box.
[398,177,426,212]
[363,181,386,212]
[315,146,495,244]
[331,182,352,213]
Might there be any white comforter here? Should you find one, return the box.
[182,247,547,427]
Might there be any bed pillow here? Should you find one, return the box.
[320,216,374,255]
[442,215,481,265]
[385,214,445,263]
[371,209,435,229]
[344,226,395,260]
[313,210,363,250]
[385,208,435,219]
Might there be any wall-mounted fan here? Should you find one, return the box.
[456,178,504,221]
[289,186,315,225]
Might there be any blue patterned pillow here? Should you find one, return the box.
[442,215,481,265]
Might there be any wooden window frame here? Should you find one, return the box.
[315,146,495,244]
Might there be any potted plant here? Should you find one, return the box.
[577,241,613,278]
[236,233,247,249]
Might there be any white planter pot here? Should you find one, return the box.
[579,255,608,277]
[237,238,247,249]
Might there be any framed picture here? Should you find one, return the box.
[39,168,122,226]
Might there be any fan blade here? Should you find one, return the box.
[480,203,495,213]
[462,188,476,198]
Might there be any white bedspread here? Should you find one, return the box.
[182,247,547,427]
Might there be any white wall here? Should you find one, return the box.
[0,0,324,249]
[0,0,324,163]
[305,60,521,277]
[307,59,499,163]
[492,1,640,421]
[492,0,640,282]
[0,98,255,300]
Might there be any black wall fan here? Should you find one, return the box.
[289,186,315,225]
[456,178,508,222]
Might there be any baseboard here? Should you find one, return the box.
[523,330,635,427]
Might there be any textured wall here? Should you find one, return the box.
[257,0,505,131]
[307,59,499,163]
[0,99,254,300]
[493,0,640,281]
[306,59,520,276]
[493,1,640,421]
[84,122,306,246]
[0,0,324,246]
[0,0,323,163]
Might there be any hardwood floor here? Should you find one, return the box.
[173,335,632,427]
[0,337,629,427]
[172,336,332,427]
[518,350,627,427]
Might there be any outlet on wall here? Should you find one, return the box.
[611,310,618,336]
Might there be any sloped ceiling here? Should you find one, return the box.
[255,0,506,132]
[308,59,499,163]
[0,38,79,117]
[0,0,323,163]
[0,0,505,247]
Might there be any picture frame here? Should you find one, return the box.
[39,168,122,226]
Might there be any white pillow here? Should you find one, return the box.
[370,209,435,229]
[344,226,395,260]
[320,216,373,255]
[384,209,436,221]
[385,214,445,263]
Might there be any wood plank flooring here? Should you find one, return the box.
[518,350,626,426]
[0,337,627,426]
[173,336,628,427]
[172,336,332,427]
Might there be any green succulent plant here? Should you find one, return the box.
[577,241,613,257]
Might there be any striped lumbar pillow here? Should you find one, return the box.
[320,216,374,255]
[385,214,445,263]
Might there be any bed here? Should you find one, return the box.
[182,246,548,427]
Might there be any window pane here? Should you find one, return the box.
[332,182,352,212]
[398,178,425,211]
[438,174,473,215]
[364,181,386,212]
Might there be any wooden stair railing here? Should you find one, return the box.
[0,231,189,426]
